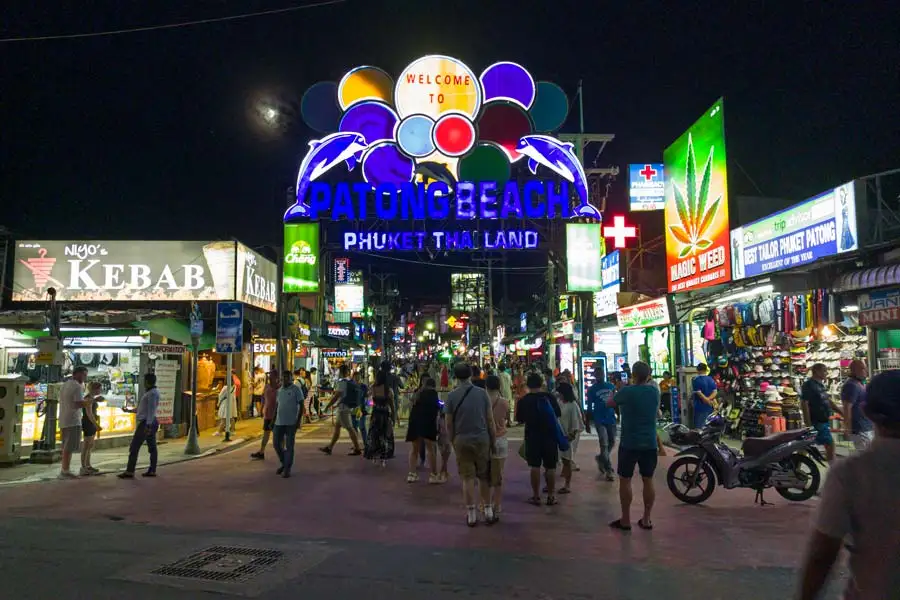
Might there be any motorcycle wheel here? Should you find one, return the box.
[667,456,716,504]
[774,453,821,501]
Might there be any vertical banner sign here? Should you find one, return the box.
[334,257,350,285]
[283,223,320,293]
[154,359,179,425]
[215,301,244,353]
[664,98,732,292]
[566,223,604,292]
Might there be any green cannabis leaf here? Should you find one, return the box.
[670,133,720,257]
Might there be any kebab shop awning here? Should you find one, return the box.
[133,318,216,351]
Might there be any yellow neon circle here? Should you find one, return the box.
[338,66,393,110]
[395,55,482,120]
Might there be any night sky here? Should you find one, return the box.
[2,1,897,304]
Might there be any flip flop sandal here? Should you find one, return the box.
[557,487,571,494]
[638,518,653,530]
[608,519,632,531]
[546,496,558,506]
[527,497,542,506]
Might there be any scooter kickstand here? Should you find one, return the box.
[754,488,773,506]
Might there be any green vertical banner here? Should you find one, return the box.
[566,223,604,292]
[283,223,320,293]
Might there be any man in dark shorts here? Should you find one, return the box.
[608,361,660,531]
[251,370,279,460]
[516,372,562,506]
[801,363,840,462]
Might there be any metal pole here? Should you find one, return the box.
[225,352,233,442]
[184,336,201,454]
[276,250,285,372]
[487,259,494,364]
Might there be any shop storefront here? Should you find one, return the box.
[616,296,674,380]
[549,319,580,376]
[858,286,900,374]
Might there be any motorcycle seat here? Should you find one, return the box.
[742,429,809,457]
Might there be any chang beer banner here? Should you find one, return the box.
[664,99,732,293]
[12,240,236,302]
[566,223,605,292]
[283,223,320,293]
[730,182,858,280]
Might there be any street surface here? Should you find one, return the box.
[0,427,847,599]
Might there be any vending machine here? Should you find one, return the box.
[675,366,699,427]
[579,353,608,411]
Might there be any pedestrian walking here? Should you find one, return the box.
[486,374,509,519]
[57,366,93,479]
[608,361,660,531]
[364,370,396,466]
[446,362,496,526]
[498,363,514,426]
[319,364,364,456]
[841,359,874,451]
[273,369,304,478]
[516,372,562,507]
[351,370,369,449]
[250,370,279,460]
[79,381,103,476]
[585,368,617,481]
[797,370,900,599]
[118,373,161,479]
[801,363,841,463]
[557,382,583,494]
[405,377,441,483]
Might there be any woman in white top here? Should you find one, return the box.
[556,382,584,494]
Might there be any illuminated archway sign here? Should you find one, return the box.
[285,55,603,253]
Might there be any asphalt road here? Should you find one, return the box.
[0,433,847,599]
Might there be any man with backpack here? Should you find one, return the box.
[319,363,363,456]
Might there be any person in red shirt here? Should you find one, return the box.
[251,370,279,460]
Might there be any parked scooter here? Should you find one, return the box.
[665,414,826,505]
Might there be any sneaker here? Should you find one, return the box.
[318,446,332,455]
[142,471,157,478]
[428,473,441,484]
[605,472,616,482]
[348,449,362,456]
[250,452,264,460]
[406,472,419,483]
[438,472,449,483]
[484,505,496,525]
[466,507,478,528]
[87,466,100,474]
[117,472,134,479]
[58,471,78,480]
[78,467,93,476]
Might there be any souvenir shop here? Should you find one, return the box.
[678,279,867,440]
[834,262,900,375]
[616,296,675,381]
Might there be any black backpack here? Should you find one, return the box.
[341,379,361,408]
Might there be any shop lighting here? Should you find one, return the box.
[72,347,141,353]
[44,327,117,332]
[713,284,774,305]
[840,305,859,313]
[4,347,38,353]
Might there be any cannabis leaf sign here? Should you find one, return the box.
[668,133,722,258]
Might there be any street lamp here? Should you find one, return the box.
[425,321,434,331]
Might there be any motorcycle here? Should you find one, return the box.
[665,415,826,505]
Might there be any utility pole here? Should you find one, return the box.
[184,302,202,455]
[472,255,501,365]
[369,270,394,362]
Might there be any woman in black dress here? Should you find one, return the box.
[365,371,395,466]
[405,377,441,483]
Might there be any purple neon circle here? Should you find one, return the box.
[339,101,399,145]
[480,62,536,110]
[362,142,415,188]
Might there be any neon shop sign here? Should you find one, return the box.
[285,55,600,252]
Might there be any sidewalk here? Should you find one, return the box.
[0,417,329,486]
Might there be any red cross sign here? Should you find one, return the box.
[639,164,658,181]
[603,215,637,248]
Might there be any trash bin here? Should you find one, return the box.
[0,375,27,464]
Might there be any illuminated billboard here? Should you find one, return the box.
[731,182,858,280]
[451,273,485,311]
[334,284,364,313]
[283,223,319,293]
[286,56,602,253]
[664,98,731,293]
[629,163,665,211]
[236,243,278,312]
[566,223,604,292]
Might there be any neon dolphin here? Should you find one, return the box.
[515,134,600,219]
[414,161,456,186]
[284,132,368,220]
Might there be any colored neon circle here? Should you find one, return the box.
[300,81,341,133]
[338,66,393,110]
[339,101,398,145]
[395,114,436,157]
[394,55,482,120]
[457,143,510,184]
[529,81,569,132]
[480,62,536,110]
[432,113,476,157]
[362,142,415,187]
[477,102,533,162]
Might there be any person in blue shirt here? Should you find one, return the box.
[608,361,660,531]
[586,368,618,482]
[118,372,161,479]
[692,363,718,428]
[841,359,873,450]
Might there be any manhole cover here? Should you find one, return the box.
[150,546,284,583]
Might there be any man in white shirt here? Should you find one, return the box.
[498,364,514,425]
[58,366,93,479]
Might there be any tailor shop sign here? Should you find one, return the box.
[730,182,859,280]
[13,240,245,303]
[284,55,600,253]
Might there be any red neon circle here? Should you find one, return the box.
[433,113,476,157]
